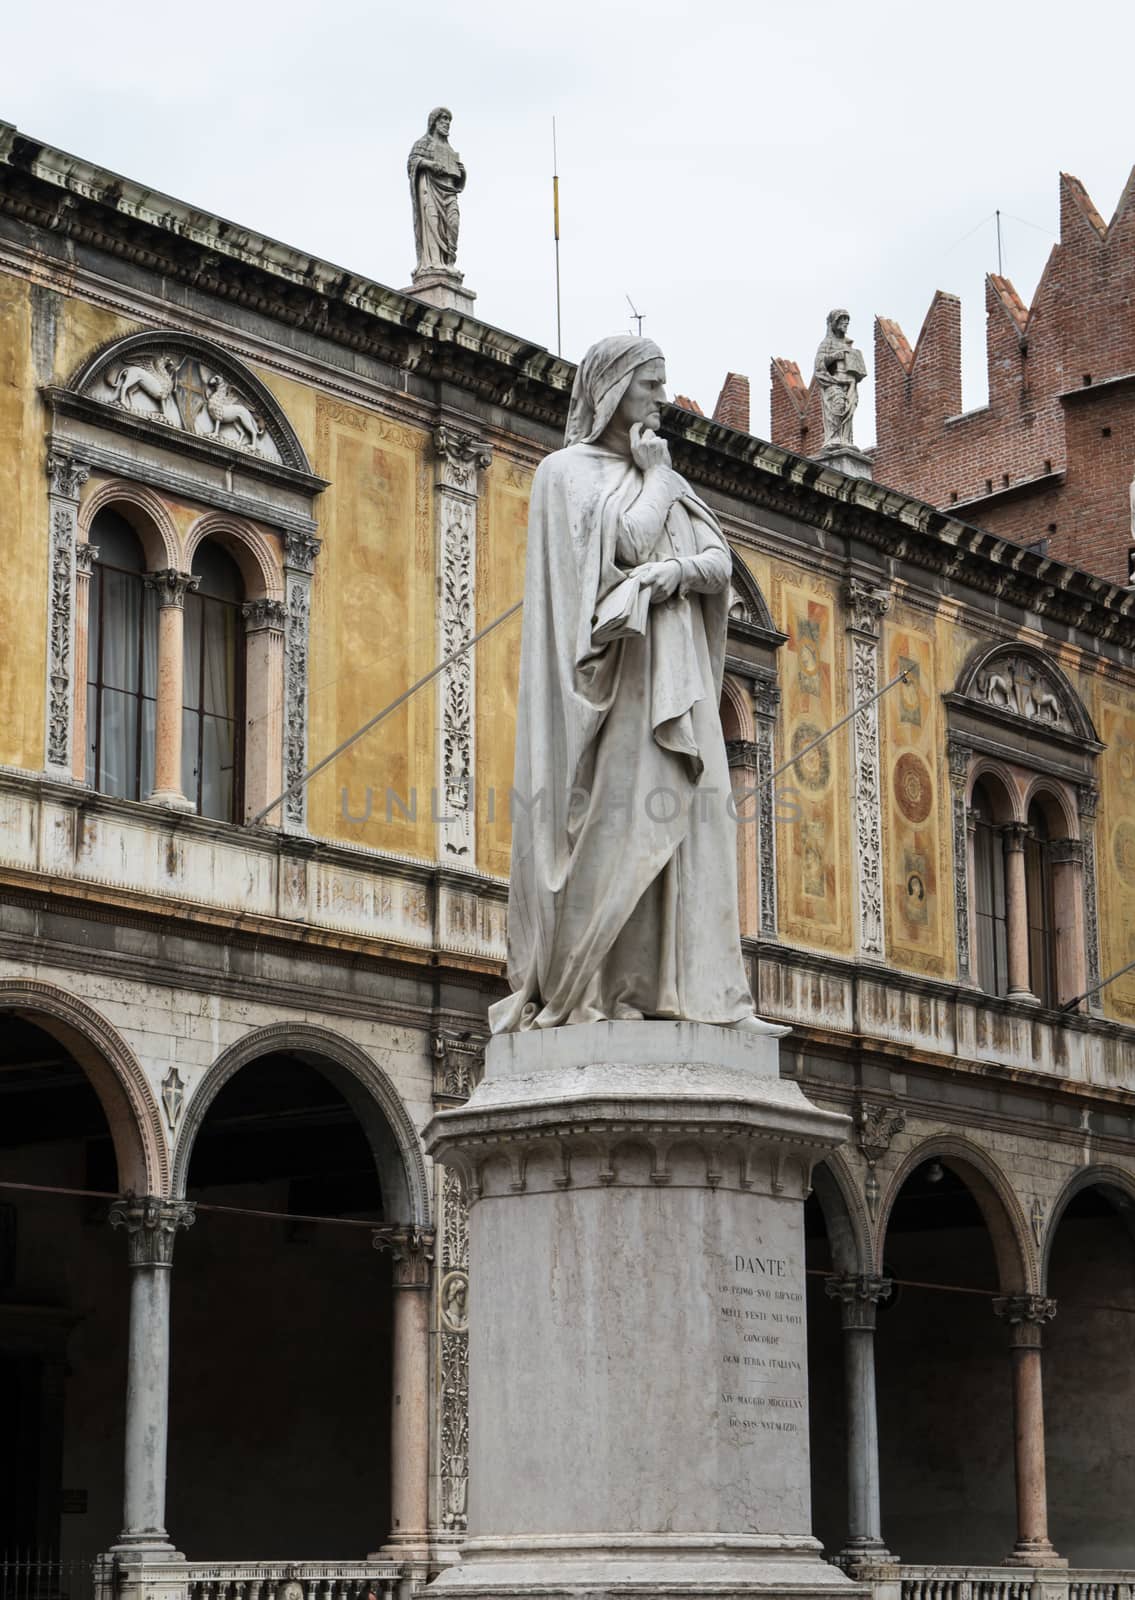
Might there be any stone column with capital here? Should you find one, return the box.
[44,451,91,781]
[282,528,321,833]
[241,598,288,824]
[145,570,199,810]
[374,1226,435,1564]
[107,1196,196,1557]
[824,1275,896,1572]
[1002,825,1038,1004]
[433,428,491,862]
[844,579,890,963]
[993,1295,1064,1567]
[72,539,99,782]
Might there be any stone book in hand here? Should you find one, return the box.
[592,574,651,646]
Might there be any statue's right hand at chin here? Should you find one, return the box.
[630,422,672,473]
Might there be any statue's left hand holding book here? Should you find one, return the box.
[591,572,653,647]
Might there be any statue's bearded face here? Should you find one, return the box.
[612,358,667,435]
[435,112,452,137]
[834,314,849,336]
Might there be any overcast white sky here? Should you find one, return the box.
[3,0,1133,445]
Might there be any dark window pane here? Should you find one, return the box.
[200,716,235,821]
[99,689,138,799]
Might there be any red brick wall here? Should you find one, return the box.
[712,371,751,433]
[867,167,1135,584]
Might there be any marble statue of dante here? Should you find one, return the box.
[814,308,867,450]
[489,334,783,1036]
[408,107,466,273]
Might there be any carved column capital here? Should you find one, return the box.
[843,577,891,639]
[433,426,492,492]
[750,675,781,723]
[994,1294,1057,1349]
[1048,838,1084,867]
[1076,784,1100,821]
[282,528,322,575]
[46,450,90,501]
[1002,822,1030,855]
[241,598,288,634]
[75,541,99,577]
[145,570,200,609]
[109,1196,196,1267]
[432,1031,485,1106]
[948,739,972,795]
[374,1225,436,1289]
[725,737,760,771]
[825,1273,893,1330]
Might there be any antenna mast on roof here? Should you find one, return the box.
[626,294,644,337]
[995,208,1003,276]
[552,118,562,358]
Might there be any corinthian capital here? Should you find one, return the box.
[373,1224,436,1288]
[145,570,200,608]
[433,426,492,492]
[843,577,891,639]
[46,451,90,501]
[994,1293,1057,1348]
[825,1273,893,1329]
[109,1196,196,1266]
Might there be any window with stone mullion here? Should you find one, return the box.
[86,510,157,801]
[181,541,245,822]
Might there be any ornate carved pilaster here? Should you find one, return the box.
[282,528,320,833]
[44,452,90,778]
[433,427,491,860]
[994,1294,1057,1350]
[1077,785,1103,1012]
[948,738,974,984]
[144,569,200,609]
[825,1273,893,1330]
[844,579,890,962]
[752,674,780,940]
[241,598,288,634]
[108,1196,196,1266]
[439,1166,470,1534]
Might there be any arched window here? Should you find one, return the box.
[971,778,1009,997]
[182,541,244,821]
[85,509,158,799]
[1025,799,1058,1008]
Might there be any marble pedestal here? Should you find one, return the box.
[404,266,477,314]
[815,445,873,481]
[425,1021,859,1600]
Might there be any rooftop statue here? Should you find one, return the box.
[489,334,784,1036]
[408,107,466,275]
[814,308,867,452]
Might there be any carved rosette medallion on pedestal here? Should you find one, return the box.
[44,451,91,780]
[433,428,491,861]
[425,1021,859,1600]
[844,580,890,963]
[282,529,321,832]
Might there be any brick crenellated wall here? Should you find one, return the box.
[769,167,1135,583]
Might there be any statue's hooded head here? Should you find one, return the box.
[428,106,452,136]
[564,334,665,446]
[827,308,850,336]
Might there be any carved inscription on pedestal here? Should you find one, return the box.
[716,1247,807,1436]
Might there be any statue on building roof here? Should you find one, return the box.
[814,308,867,453]
[408,107,466,277]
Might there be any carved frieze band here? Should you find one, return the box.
[44,453,90,777]
[108,1195,196,1267]
[844,580,890,962]
[434,428,491,861]
[1077,785,1102,1012]
[281,529,320,833]
[948,738,973,983]
[752,676,780,941]
[439,1166,469,1533]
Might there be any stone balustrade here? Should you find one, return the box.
[857,1568,1135,1600]
[94,1559,404,1600]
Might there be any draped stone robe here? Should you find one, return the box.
[489,444,754,1033]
